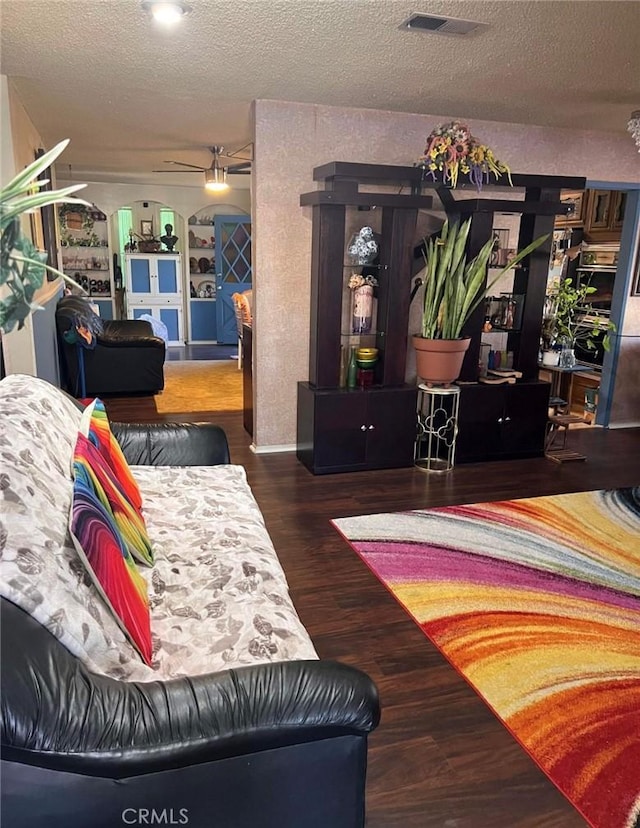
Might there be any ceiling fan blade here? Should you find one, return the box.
[163,160,207,170]
[152,169,202,173]
[227,161,251,173]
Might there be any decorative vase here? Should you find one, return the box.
[542,349,560,367]
[352,285,374,334]
[412,336,471,387]
[558,343,576,368]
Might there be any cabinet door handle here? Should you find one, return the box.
[368,424,375,430]
[360,425,367,431]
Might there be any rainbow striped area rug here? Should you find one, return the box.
[332,488,640,828]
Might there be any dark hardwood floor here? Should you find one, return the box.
[104,395,640,828]
[165,343,238,361]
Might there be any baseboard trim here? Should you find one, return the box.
[606,421,640,429]
[250,443,297,454]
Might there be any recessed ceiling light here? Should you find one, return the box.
[141,1,192,25]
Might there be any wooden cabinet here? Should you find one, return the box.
[456,381,550,463]
[554,190,587,228]
[189,299,217,342]
[296,162,432,474]
[296,165,586,473]
[610,191,627,231]
[297,383,417,474]
[242,324,253,437]
[126,253,181,300]
[584,189,627,241]
[555,188,626,241]
[125,253,183,344]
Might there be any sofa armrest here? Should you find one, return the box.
[1,599,379,778]
[111,422,231,465]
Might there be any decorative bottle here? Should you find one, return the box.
[347,347,358,388]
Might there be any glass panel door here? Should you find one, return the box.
[215,215,252,344]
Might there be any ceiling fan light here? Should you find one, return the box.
[142,1,191,25]
[205,166,229,192]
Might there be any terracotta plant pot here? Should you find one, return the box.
[412,335,471,386]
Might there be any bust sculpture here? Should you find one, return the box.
[160,223,179,252]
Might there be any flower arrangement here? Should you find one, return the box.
[417,121,512,189]
[348,273,378,290]
[347,226,379,265]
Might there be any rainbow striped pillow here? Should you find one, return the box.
[80,398,143,513]
[70,434,152,664]
[79,399,153,565]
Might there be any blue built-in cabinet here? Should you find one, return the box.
[125,253,184,345]
[131,306,182,343]
[189,299,217,342]
[94,299,113,321]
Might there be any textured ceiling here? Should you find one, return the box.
[1,0,639,183]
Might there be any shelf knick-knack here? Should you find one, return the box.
[347,347,358,388]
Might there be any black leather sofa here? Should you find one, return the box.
[56,295,166,397]
[1,422,380,828]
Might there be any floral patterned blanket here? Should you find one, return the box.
[0,373,316,682]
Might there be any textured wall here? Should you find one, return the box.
[253,100,640,448]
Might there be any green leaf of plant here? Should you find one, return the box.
[0,139,70,201]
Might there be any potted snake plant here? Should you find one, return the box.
[412,218,549,385]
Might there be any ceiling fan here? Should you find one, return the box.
[152,145,252,191]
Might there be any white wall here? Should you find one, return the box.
[56,179,250,226]
[252,99,640,450]
[1,76,62,381]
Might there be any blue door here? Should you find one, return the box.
[215,215,252,345]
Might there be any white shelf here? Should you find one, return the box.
[63,266,109,272]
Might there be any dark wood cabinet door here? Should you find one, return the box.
[365,387,418,469]
[501,382,550,457]
[585,190,612,232]
[611,191,627,231]
[313,391,368,471]
[457,382,549,462]
[456,385,505,463]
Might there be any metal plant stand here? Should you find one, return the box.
[415,384,460,473]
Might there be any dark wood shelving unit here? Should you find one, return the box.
[297,162,587,471]
[437,175,587,463]
[297,162,433,474]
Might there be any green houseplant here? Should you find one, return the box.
[1,139,89,334]
[412,218,549,384]
[542,277,616,366]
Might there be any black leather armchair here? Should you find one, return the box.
[1,422,380,828]
[56,295,165,397]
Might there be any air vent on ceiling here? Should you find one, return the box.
[400,13,488,36]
